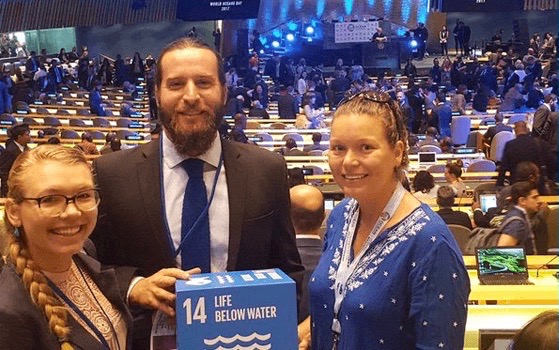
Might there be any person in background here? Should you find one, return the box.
[396,91,414,132]
[0,146,198,349]
[431,92,452,138]
[88,80,106,116]
[290,184,325,323]
[303,132,328,153]
[299,91,469,349]
[510,310,558,350]
[445,162,468,197]
[228,113,251,144]
[436,185,472,229]
[497,181,539,254]
[412,170,439,203]
[248,100,270,119]
[439,25,449,56]
[75,132,100,156]
[451,84,467,115]
[0,123,30,197]
[100,132,117,155]
[277,85,299,119]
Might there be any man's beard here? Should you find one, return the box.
[160,105,224,157]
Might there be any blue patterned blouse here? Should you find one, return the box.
[309,199,470,349]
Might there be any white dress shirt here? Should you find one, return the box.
[162,130,230,272]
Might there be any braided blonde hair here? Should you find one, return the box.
[3,145,90,349]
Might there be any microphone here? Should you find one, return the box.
[535,255,558,278]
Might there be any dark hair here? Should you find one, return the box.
[512,310,558,350]
[511,181,537,204]
[285,138,297,149]
[46,137,61,145]
[436,185,455,207]
[287,168,305,188]
[515,161,539,182]
[311,132,322,143]
[9,124,29,139]
[445,163,462,178]
[105,132,117,143]
[81,132,93,142]
[413,170,435,193]
[155,37,225,90]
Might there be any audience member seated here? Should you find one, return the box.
[451,84,467,114]
[439,137,454,153]
[228,113,251,144]
[408,134,420,154]
[303,132,328,153]
[224,94,244,116]
[412,170,439,203]
[277,138,305,156]
[46,137,61,145]
[510,310,558,350]
[289,184,325,323]
[298,93,324,129]
[100,132,117,155]
[436,185,473,229]
[119,102,136,117]
[472,85,492,113]
[483,112,513,149]
[497,181,539,254]
[89,80,106,116]
[287,167,306,188]
[499,83,525,111]
[75,132,100,156]
[248,100,270,119]
[418,127,440,147]
[445,162,468,197]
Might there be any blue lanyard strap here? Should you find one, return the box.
[46,270,111,350]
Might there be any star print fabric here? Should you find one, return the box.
[309,199,470,349]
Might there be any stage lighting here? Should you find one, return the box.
[272,29,282,38]
[410,39,418,48]
[307,37,313,42]
[305,26,315,35]
[271,40,280,48]
[286,33,295,42]
[260,49,264,54]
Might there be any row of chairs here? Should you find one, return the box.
[422,159,497,174]
[450,114,525,146]
[0,114,140,128]
[58,129,138,140]
[253,132,330,143]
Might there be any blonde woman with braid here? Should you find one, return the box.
[0,146,198,349]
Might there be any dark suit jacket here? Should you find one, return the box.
[436,208,473,229]
[497,134,544,186]
[295,236,322,323]
[0,253,134,350]
[91,139,304,279]
[277,94,299,119]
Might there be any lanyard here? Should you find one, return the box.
[46,268,111,350]
[331,183,406,346]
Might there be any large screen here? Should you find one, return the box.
[442,0,523,12]
[177,0,261,21]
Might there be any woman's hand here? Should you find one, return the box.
[128,267,201,317]
[298,316,312,350]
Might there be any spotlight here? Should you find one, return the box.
[286,33,295,42]
[271,40,280,48]
[259,49,264,54]
[272,29,282,38]
[410,39,418,48]
[287,22,298,31]
[305,26,315,35]
[307,37,313,42]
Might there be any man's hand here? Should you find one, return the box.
[471,201,481,210]
[129,268,201,317]
[298,316,311,350]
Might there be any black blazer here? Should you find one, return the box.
[296,236,323,323]
[91,139,304,280]
[497,134,544,186]
[0,253,135,350]
[436,208,473,229]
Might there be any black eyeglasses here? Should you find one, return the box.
[21,189,100,217]
[337,90,392,109]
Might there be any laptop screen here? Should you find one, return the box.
[476,247,528,277]
[479,193,497,213]
[418,152,437,165]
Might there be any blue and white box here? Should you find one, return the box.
[175,268,297,350]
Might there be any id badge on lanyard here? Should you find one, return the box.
[330,183,406,348]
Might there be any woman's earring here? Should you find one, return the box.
[13,227,20,238]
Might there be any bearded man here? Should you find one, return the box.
[91,38,303,349]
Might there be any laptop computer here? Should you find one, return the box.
[479,193,497,213]
[417,152,437,169]
[475,247,534,285]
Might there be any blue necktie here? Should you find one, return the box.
[181,158,211,272]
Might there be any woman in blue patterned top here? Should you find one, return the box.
[298,91,470,349]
